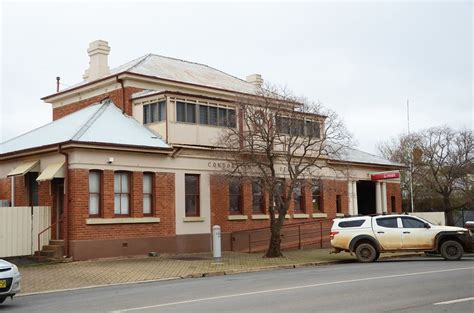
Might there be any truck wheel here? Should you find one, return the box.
[355,243,377,263]
[440,240,463,261]
[0,296,6,304]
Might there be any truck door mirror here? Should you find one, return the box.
[424,223,431,229]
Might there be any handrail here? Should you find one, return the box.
[231,217,332,235]
[231,218,333,253]
[37,218,64,261]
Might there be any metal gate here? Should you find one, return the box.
[0,206,51,257]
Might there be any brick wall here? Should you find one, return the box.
[131,172,143,218]
[38,181,53,207]
[320,179,348,217]
[155,172,176,235]
[52,86,142,120]
[210,176,339,234]
[0,177,11,202]
[386,182,402,213]
[68,169,175,241]
[0,176,56,207]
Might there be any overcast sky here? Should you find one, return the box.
[0,0,472,154]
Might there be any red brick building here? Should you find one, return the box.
[0,40,403,260]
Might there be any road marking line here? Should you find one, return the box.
[433,297,474,305]
[111,266,474,313]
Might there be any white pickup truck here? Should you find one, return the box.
[330,214,473,262]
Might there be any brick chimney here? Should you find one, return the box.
[246,74,263,88]
[83,40,111,81]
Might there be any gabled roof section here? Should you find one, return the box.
[55,54,257,96]
[0,101,170,155]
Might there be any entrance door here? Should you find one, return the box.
[55,181,65,239]
[357,181,376,215]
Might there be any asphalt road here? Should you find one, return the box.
[2,256,473,313]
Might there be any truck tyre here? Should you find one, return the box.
[355,243,377,263]
[374,251,380,261]
[440,240,463,261]
[0,296,6,304]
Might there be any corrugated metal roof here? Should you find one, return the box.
[61,54,257,94]
[332,145,405,167]
[131,89,166,100]
[0,101,170,155]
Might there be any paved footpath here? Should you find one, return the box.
[16,248,420,295]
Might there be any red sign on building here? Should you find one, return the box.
[370,171,400,181]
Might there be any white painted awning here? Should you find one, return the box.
[36,162,65,182]
[7,160,40,177]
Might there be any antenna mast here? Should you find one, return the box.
[407,99,415,213]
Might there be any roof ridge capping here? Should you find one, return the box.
[144,53,254,86]
[109,102,167,141]
[72,100,111,140]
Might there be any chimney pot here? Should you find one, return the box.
[246,74,263,88]
[83,40,111,81]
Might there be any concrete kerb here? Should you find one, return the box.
[17,252,423,297]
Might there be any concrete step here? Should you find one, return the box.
[49,240,65,246]
[37,243,64,259]
[42,245,63,252]
[34,250,57,258]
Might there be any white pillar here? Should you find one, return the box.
[382,182,388,214]
[375,182,382,215]
[352,181,358,215]
[212,225,221,263]
[348,181,353,216]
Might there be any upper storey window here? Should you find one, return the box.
[275,116,320,138]
[143,101,166,124]
[176,101,196,123]
[176,101,236,128]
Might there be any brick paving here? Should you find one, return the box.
[17,249,417,294]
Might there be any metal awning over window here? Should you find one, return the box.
[7,160,40,177]
[36,162,65,182]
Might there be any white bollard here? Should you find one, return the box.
[212,225,221,263]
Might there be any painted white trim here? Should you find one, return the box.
[227,215,248,221]
[183,217,205,223]
[292,213,310,219]
[251,214,269,220]
[312,213,328,218]
[86,217,160,225]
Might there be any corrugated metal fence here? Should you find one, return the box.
[0,206,51,258]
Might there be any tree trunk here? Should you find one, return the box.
[443,196,455,226]
[265,215,285,258]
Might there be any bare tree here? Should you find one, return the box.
[216,85,352,257]
[379,127,473,225]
